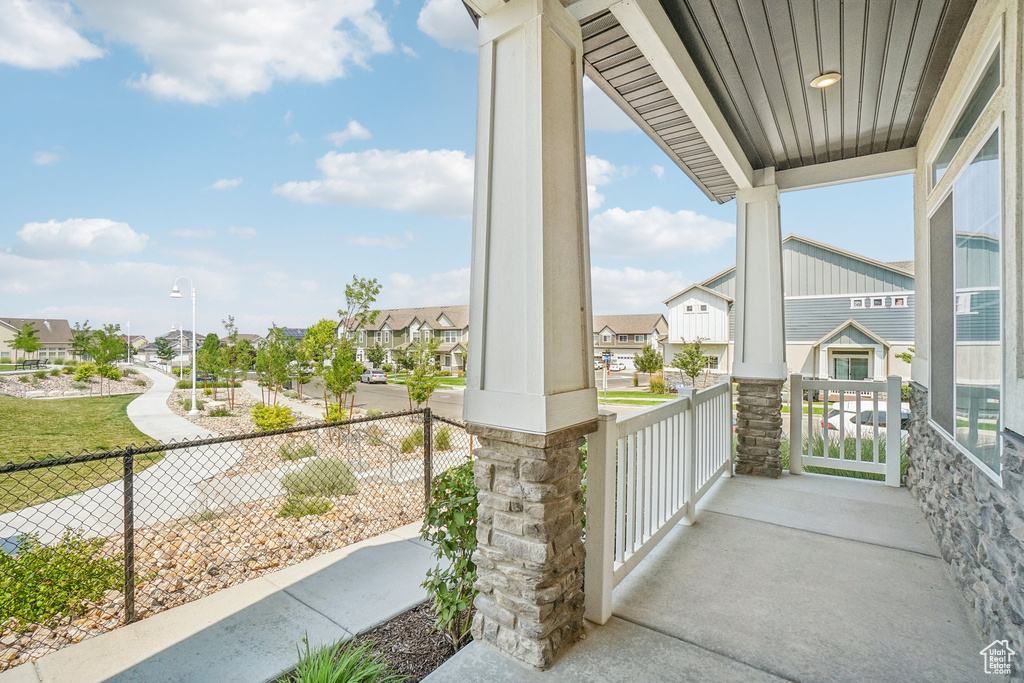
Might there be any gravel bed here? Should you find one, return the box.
[0,370,152,399]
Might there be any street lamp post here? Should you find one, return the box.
[170,277,199,415]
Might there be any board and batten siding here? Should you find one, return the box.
[666,289,730,343]
[704,237,914,298]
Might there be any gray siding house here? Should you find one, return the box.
[664,235,915,380]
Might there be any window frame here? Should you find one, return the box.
[617,334,628,343]
[684,305,694,313]
[869,297,886,309]
[891,296,908,308]
[634,334,644,343]
[699,304,709,313]
[850,298,866,309]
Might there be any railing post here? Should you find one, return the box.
[423,408,433,515]
[885,375,901,487]
[584,410,617,625]
[123,446,136,624]
[789,374,803,475]
[680,388,697,525]
[722,375,734,477]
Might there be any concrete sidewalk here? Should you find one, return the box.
[1,523,434,683]
[427,473,987,682]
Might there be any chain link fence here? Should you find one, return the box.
[0,409,472,671]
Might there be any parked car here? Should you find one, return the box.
[821,402,910,440]
[609,362,626,372]
[360,369,387,384]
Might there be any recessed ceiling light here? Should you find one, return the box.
[810,72,842,89]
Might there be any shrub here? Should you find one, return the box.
[73,363,97,382]
[901,383,912,402]
[0,530,122,626]
[366,431,384,447]
[283,390,299,399]
[49,368,60,377]
[382,363,395,374]
[203,386,213,396]
[323,404,348,423]
[280,440,317,461]
[133,378,147,387]
[18,375,30,384]
[434,426,452,451]
[71,382,89,391]
[33,370,48,380]
[400,429,424,453]
[63,359,78,367]
[121,367,137,376]
[278,495,332,519]
[97,365,122,381]
[288,639,404,683]
[281,460,358,497]
[633,373,639,387]
[180,398,205,411]
[649,378,666,394]
[61,366,73,375]
[421,461,478,649]
[176,379,229,389]
[207,406,233,417]
[366,409,383,417]
[251,404,295,431]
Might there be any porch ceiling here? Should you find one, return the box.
[579,0,976,202]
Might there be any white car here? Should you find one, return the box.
[360,369,387,384]
[609,362,626,372]
[822,402,910,440]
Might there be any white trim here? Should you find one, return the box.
[610,0,753,191]
[786,291,915,301]
[565,0,620,21]
[869,296,887,309]
[775,148,917,193]
[850,298,866,309]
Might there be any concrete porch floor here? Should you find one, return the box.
[426,473,987,682]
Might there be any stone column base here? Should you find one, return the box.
[467,421,594,670]
[734,378,784,478]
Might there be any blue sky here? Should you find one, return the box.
[0,0,912,339]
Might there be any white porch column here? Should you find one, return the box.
[733,170,787,477]
[463,0,596,670]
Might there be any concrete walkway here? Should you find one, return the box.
[0,368,243,545]
[0,523,434,683]
[427,473,987,682]
[241,380,326,420]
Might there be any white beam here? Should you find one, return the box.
[464,0,505,16]
[610,0,753,190]
[564,0,619,21]
[775,148,917,193]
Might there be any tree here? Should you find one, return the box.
[633,343,664,383]
[70,321,92,361]
[154,337,175,368]
[89,324,125,396]
[197,333,224,399]
[406,337,442,409]
[392,346,415,373]
[895,347,915,365]
[322,343,360,442]
[366,342,386,369]
[670,337,710,389]
[7,322,41,363]
[337,276,382,335]
[221,316,248,409]
[255,326,295,405]
[301,318,340,414]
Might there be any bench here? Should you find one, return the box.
[15,359,42,370]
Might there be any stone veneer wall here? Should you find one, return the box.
[906,383,1024,648]
[734,379,784,478]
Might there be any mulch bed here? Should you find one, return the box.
[351,602,460,682]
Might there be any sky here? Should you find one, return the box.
[0,0,913,340]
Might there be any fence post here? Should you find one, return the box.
[584,410,617,625]
[722,375,734,477]
[885,375,901,487]
[789,374,803,475]
[680,388,698,525]
[123,446,136,624]
[423,408,433,515]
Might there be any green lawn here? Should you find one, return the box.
[0,364,18,372]
[599,398,666,407]
[0,394,160,513]
[598,391,676,399]
[387,374,465,386]
[781,404,825,415]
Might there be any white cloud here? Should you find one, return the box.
[287,132,305,145]
[275,148,474,218]
[417,0,476,52]
[206,177,243,191]
[17,218,149,256]
[382,268,470,308]
[283,110,293,122]
[228,226,257,239]
[74,0,393,103]
[590,207,734,258]
[0,0,104,69]
[651,165,665,179]
[586,155,632,211]
[326,120,371,147]
[169,228,215,239]
[33,150,60,165]
[347,231,412,249]
[401,44,418,58]
[590,266,689,314]
[583,76,635,133]
[588,186,606,211]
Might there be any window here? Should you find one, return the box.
[685,305,694,312]
[850,298,865,309]
[444,330,458,343]
[705,355,719,370]
[412,330,421,342]
[602,333,612,343]
[699,304,708,313]
[832,351,871,381]
[870,297,886,308]
[422,329,432,340]
[617,335,628,343]
[930,130,1002,476]
[358,331,365,345]
[374,331,381,343]
[892,296,908,308]
[933,51,1000,186]
[634,334,644,343]
[383,330,391,344]
[593,334,598,345]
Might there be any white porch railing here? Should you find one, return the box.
[788,374,902,488]
[584,377,733,624]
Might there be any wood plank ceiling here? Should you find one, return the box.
[581,0,977,202]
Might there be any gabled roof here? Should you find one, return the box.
[813,319,889,349]
[592,314,667,335]
[345,305,470,332]
[0,317,73,344]
[663,283,733,305]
